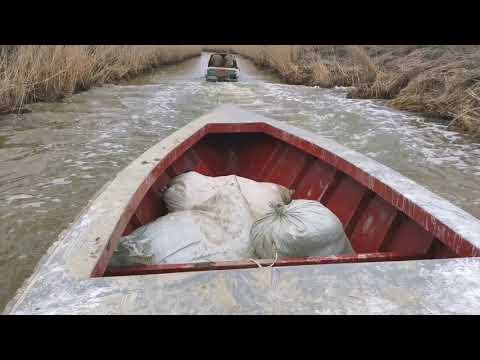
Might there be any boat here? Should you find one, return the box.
[5,104,480,314]
[205,53,239,82]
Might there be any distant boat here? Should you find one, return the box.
[5,105,480,314]
[205,53,239,82]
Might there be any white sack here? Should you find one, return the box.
[251,200,354,259]
[111,176,255,266]
[163,171,217,212]
[224,54,235,68]
[210,54,224,67]
[163,171,293,219]
[235,176,293,220]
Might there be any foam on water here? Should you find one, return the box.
[6,194,34,204]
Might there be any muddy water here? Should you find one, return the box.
[1,52,480,310]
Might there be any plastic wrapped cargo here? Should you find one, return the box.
[251,200,354,259]
[224,54,235,68]
[163,172,217,212]
[163,171,293,220]
[210,54,224,67]
[111,176,255,266]
[235,176,294,220]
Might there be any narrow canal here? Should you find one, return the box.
[1,52,480,310]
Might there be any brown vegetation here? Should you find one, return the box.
[0,45,201,114]
[3,45,479,135]
[204,45,480,136]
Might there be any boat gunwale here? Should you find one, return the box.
[100,122,480,276]
[30,106,480,278]
[104,252,421,277]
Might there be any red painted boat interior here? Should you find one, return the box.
[97,123,479,278]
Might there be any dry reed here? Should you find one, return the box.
[0,45,201,114]
[204,45,480,135]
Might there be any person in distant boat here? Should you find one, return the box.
[209,54,224,67]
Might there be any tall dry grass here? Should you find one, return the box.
[0,45,201,114]
[449,84,480,134]
[204,45,480,135]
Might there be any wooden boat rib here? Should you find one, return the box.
[5,104,480,315]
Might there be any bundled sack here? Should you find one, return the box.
[110,176,255,266]
[251,200,354,259]
[163,171,293,220]
[224,54,235,68]
[163,172,218,212]
[210,54,224,67]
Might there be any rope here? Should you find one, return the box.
[248,245,278,268]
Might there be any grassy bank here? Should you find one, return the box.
[0,45,201,114]
[204,45,480,136]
